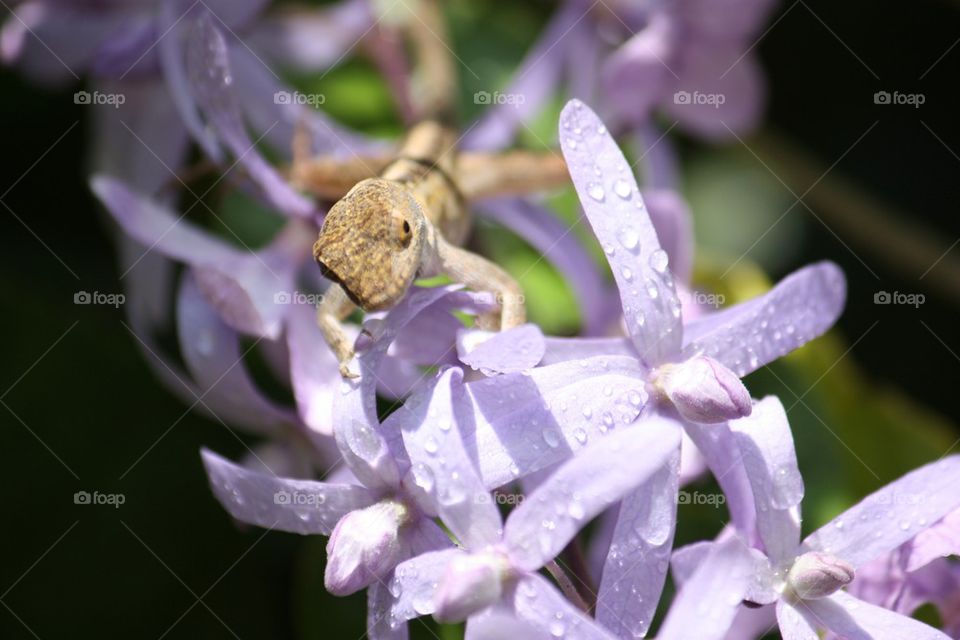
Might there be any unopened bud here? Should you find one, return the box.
[656,356,752,423]
[785,551,855,600]
[325,499,410,596]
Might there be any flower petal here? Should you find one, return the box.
[775,601,818,640]
[559,99,683,366]
[504,417,682,571]
[802,455,960,568]
[177,274,297,435]
[390,548,464,623]
[91,78,190,194]
[192,222,312,339]
[200,448,374,535]
[91,175,310,339]
[662,42,766,140]
[683,421,757,536]
[657,537,754,640]
[643,188,694,285]
[247,0,372,72]
[602,12,679,127]
[286,301,346,437]
[540,337,635,366]
[228,42,384,158]
[801,590,951,640]
[596,447,680,639]
[510,574,617,640]
[459,356,650,489]
[906,507,960,571]
[475,198,615,336]
[335,286,462,490]
[465,607,546,639]
[185,14,314,218]
[681,261,847,377]
[368,578,409,640]
[729,396,804,564]
[1,1,126,83]
[458,324,545,375]
[396,368,503,549]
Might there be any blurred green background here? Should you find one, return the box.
[1,0,959,638]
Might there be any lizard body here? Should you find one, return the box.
[312,120,529,377]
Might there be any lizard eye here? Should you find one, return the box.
[395,216,413,247]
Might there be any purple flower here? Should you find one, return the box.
[386,372,681,635]
[673,441,960,639]
[200,286,496,634]
[426,99,844,638]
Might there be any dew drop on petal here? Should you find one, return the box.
[649,249,669,274]
[622,266,633,281]
[542,428,560,448]
[618,227,640,251]
[582,406,593,419]
[613,179,632,199]
[588,183,605,202]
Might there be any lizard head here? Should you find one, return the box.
[313,178,427,311]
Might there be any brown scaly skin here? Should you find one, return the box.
[306,120,557,378]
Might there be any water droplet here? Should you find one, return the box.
[636,312,645,327]
[424,437,439,454]
[622,266,633,281]
[573,428,587,444]
[568,502,585,520]
[542,428,560,448]
[582,406,593,419]
[603,243,615,256]
[618,227,640,251]
[649,249,669,274]
[567,139,578,150]
[646,282,659,299]
[549,619,565,637]
[587,183,605,201]
[613,179,632,199]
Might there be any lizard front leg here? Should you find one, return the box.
[317,284,359,378]
[434,235,526,330]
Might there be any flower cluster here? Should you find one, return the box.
[9,1,960,638]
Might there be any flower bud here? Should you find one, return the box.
[433,551,510,623]
[656,356,752,423]
[785,551,855,600]
[325,499,410,596]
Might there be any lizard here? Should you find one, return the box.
[288,0,570,378]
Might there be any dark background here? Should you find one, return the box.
[1,0,958,638]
